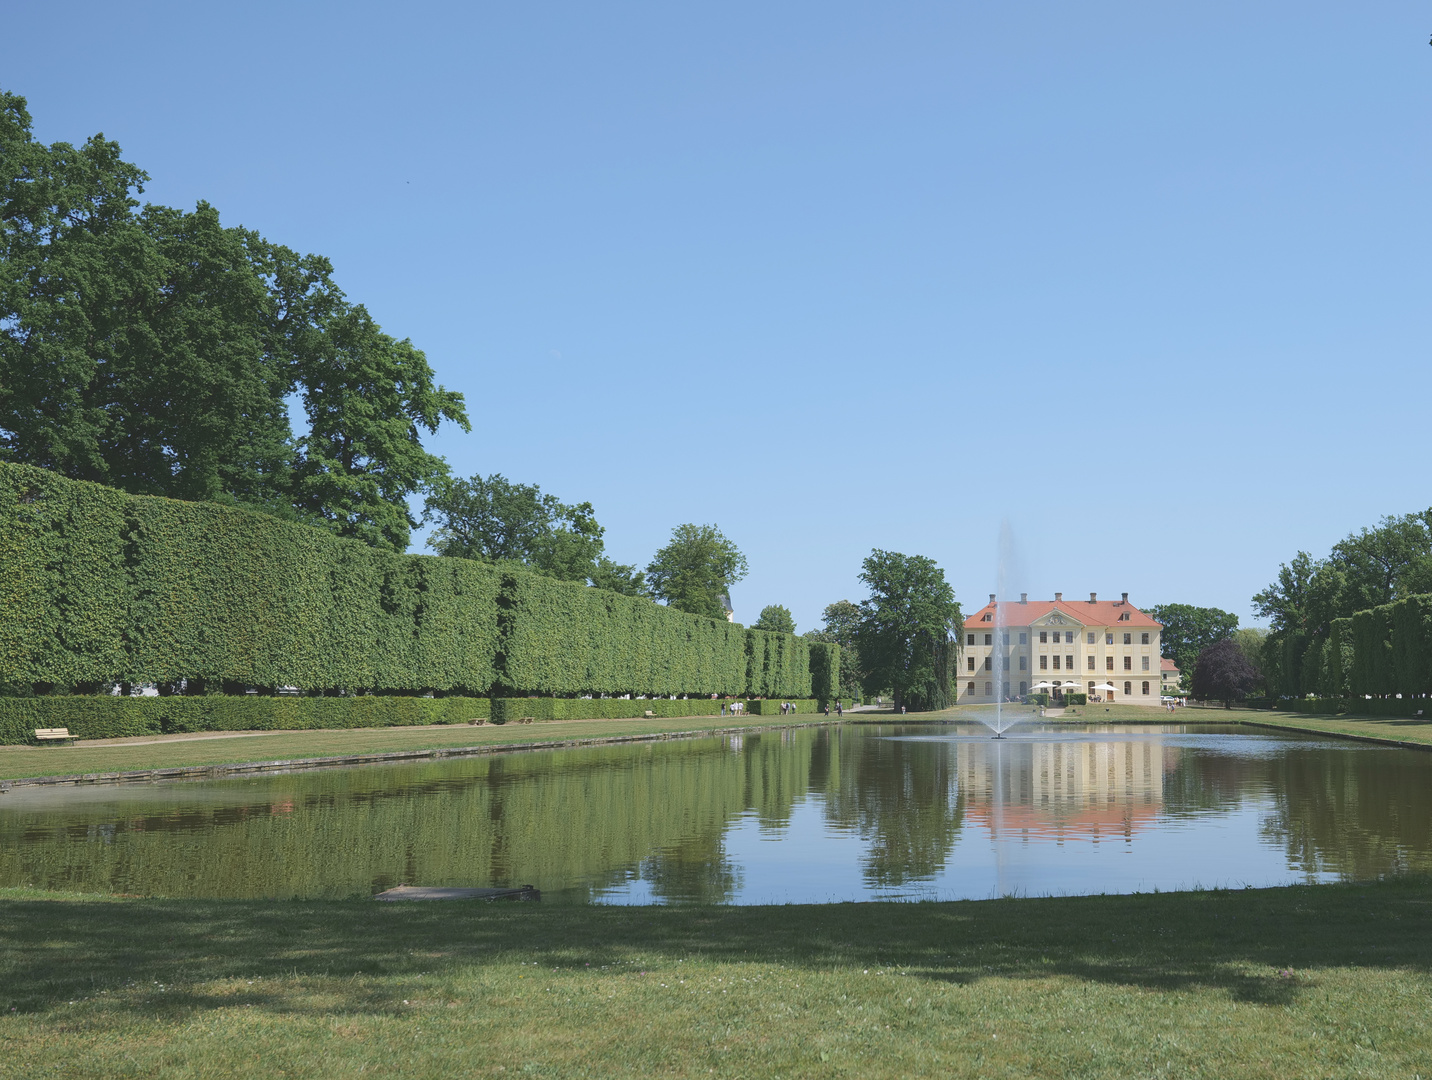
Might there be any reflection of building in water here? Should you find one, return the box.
[956,738,1177,842]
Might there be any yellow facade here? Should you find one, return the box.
[958,592,1164,706]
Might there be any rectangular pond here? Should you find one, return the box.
[1,722,1428,903]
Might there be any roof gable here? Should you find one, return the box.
[963,597,1163,630]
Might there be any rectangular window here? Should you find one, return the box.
[1040,656,1048,670]
[1124,656,1132,671]
[1087,681,1095,695]
[1065,631,1074,644]
[1019,632,1028,645]
[1019,681,1027,696]
[1142,681,1150,695]
[1087,655,1095,670]
[1106,656,1114,671]
[967,682,975,694]
[1052,655,1061,670]
[966,633,974,646]
[1106,633,1114,645]
[984,634,992,646]
[1141,632,1150,645]
[1124,681,1132,696]
[1123,633,1132,645]
[1019,656,1027,670]
[1066,654,1074,670]
[967,657,975,672]
[984,657,992,671]
[1039,631,1048,644]
[1142,656,1150,671]
[1002,681,1010,698]
[1087,632,1096,644]
[984,682,992,696]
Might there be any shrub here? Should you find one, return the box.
[0,695,491,744]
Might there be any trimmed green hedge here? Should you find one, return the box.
[498,571,749,697]
[1,464,833,708]
[1286,696,1427,718]
[488,697,823,723]
[0,695,491,745]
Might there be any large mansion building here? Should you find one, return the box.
[959,593,1164,705]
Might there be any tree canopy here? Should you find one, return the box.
[1191,638,1262,708]
[1147,603,1239,688]
[422,473,648,593]
[805,599,863,699]
[753,605,796,635]
[645,524,748,620]
[853,550,960,712]
[0,88,467,551]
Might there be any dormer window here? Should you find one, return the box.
[981,613,992,622]
[1119,612,1130,621]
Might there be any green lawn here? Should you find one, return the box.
[0,713,832,782]
[1,878,1428,1078]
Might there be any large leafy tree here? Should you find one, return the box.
[0,88,467,547]
[753,604,795,634]
[423,473,607,582]
[1147,603,1239,688]
[645,524,748,620]
[293,303,466,550]
[805,599,863,699]
[1191,638,1262,708]
[853,550,960,713]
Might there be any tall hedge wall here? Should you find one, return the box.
[0,463,825,702]
[1289,596,1432,705]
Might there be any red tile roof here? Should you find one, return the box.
[1161,657,1179,672]
[963,598,1163,629]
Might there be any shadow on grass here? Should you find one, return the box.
[3,877,1428,1018]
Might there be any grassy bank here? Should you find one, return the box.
[0,712,837,782]
[1,878,1428,1078]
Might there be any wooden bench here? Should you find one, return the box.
[34,727,77,744]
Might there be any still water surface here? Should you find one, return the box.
[2,723,1428,903]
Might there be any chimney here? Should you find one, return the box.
[1089,592,1097,603]
[1121,592,1129,604]
[1054,592,1062,602]
[989,593,996,604]
[1020,593,1027,603]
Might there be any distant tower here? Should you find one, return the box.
[718,592,734,622]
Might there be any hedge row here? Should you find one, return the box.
[488,696,824,723]
[0,463,837,700]
[1300,594,1432,701]
[0,694,835,743]
[0,695,493,745]
[1281,696,1427,718]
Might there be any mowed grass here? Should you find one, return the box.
[0,713,832,782]
[1,878,1429,1078]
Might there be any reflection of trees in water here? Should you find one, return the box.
[0,731,817,901]
[8,730,1428,901]
[820,732,963,887]
[1258,748,1432,881]
[1161,748,1257,817]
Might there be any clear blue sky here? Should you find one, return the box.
[8,2,1429,630]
